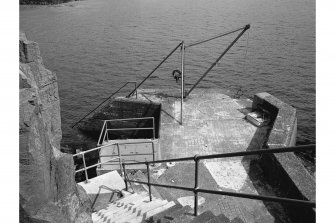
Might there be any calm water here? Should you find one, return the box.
[20,0,315,150]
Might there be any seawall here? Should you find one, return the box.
[252,92,315,222]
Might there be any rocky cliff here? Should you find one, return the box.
[19,32,92,223]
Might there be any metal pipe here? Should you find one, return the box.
[100,153,155,158]
[194,156,199,216]
[197,144,315,160]
[181,42,185,125]
[127,42,183,97]
[109,141,155,146]
[152,117,155,139]
[97,121,107,146]
[98,147,102,169]
[103,123,108,143]
[122,163,128,191]
[122,144,315,166]
[73,143,111,157]
[125,179,194,192]
[152,141,155,162]
[82,153,89,183]
[75,157,121,173]
[124,156,194,165]
[106,127,154,131]
[146,162,152,201]
[185,26,246,49]
[135,82,138,99]
[186,24,250,97]
[103,117,154,122]
[197,188,315,208]
[106,121,109,141]
[117,143,123,176]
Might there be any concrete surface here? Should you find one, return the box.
[131,89,294,222]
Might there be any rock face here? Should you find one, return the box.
[19,32,92,223]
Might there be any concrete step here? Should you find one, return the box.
[93,193,142,217]
[92,190,177,223]
[143,202,184,223]
[144,201,176,220]
[96,194,148,218]
[97,196,155,223]
[114,199,170,223]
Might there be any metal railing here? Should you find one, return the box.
[72,81,137,128]
[97,117,155,146]
[73,143,123,183]
[73,140,157,183]
[122,144,316,216]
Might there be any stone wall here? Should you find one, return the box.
[252,92,315,222]
[19,32,92,223]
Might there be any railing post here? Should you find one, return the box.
[82,153,89,183]
[97,121,106,146]
[146,162,152,201]
[122,163,128,191]
[152,141,155,162]
[194,155,199,216]
[135,82,138,99]
[99,148,102,169]
[152,117,155,139]
[116,143,123,176]
[181,42,185,125]
[103,122,108,143]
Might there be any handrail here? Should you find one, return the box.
[122,144,316,216]
[73,140,157,183]
[127,42,183,98]
[97,117,155,146]
[72,81,137,128]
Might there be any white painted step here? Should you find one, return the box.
[93,193,143,220]
[97,195,155,222]
[112,198,168,222]
[128,201,176,223]
[92,193,176,223]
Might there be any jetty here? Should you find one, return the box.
[71,25,315,223]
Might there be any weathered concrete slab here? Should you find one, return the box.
[135,88,269,159]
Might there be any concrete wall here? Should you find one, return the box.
[78,98,161,140]
[252,92,315,222]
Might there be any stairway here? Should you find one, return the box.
[92,192,175,223]
[81,170,246,223]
